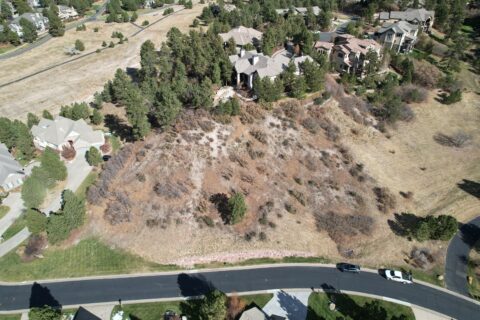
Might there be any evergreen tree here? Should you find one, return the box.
[29,305,61,320]
[125,87,151,140]
[91,108,103,125]
[12,0,33,15]
[75,39,85,51]
[302,60,324,92]
[0,0,13,21]
[86,146,102,166]
[111,69,134,104]
[46,5,65,37]
[291,75,307,98]
[25,209,47,234]
[139,40,157,81]
[22,175,46,208]
[12,120,35,160]
[40,147,67,181]
[153,85,182,127]
[19,17,38,43]
[42,109,54,120]
[27,112,40,129]
[434,1,448,30]
[130,11,138,22]
[227,192,247,224]
[198,290,227,320]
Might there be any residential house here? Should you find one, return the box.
[9,12,49,37]
[276,6,321,16]
[378,8,434,32]
[219,26,263,48]
[144,0,155,9]
[239,307,269,320]
[314,40,334,56]
[330,34,382,77]
[27,0,41,8]
[31,116,105,152]
[230,50,284,88]
[230,48,313,89]
[0,143,25,192]
[375,20,419,53]
[73,307,101,320]
[57,5,79,20]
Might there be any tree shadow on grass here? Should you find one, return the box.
[209,193,230,224]
[457,179,480,199]
[177,273,216,319]
[387,212,422,239]
[29,282,61,309]
[104,114,133,142]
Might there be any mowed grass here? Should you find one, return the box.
[1,213,27,241]
[306,292,415,320]
[0,238,175,281]
[111,294,273,320]
[0,205,9,219]
[75,171,98,200]
[0,315,21,320]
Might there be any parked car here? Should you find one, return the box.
[384,269,413,284]
[337,263,361,273]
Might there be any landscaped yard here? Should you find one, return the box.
[0,315,21,320]
[110,294,273,320]
[306,292,415,320]
[1,213,27,241]
[75,171,98,200]
[0,238,174,281]
[0,205,9,219]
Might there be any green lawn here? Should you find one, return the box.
[0,315,21,320]
[0,44,15,54]
[75,171,98,200]
[0,238,175,281]
[306,292,415,320]
[0,205,9,219]
[1,213,27,241]
[111,294,273,320]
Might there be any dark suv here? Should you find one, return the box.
[337,263,361,273]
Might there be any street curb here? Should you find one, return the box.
[1,263,479,306]
[0,287,454,319]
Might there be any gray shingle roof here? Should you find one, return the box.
[378,21,418,34]
[219,26,263,46]
[0,143,23,186]
[379,8,434,23]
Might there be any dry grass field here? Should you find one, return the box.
[0,3,205,120]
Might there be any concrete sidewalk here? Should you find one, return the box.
[0,192,24,238]
[263,290,310,319]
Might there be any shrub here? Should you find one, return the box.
[164,8,174,15]
[228,193,247,224]
[29,306,61,320]
[109,41,115,48]
[91,109,104,125]
[86,147,102,166]
[25,209,47,234]
[442,89,462,104]
[23,234,47,261]
[102,41,107,47]
[434,132,472,148]
[61,144,76,160]
[199,290,227,320]
[47,190,86,244]
[41,147,67,181]
[413,60,442,88]
[397,85,428,103]
[142,20,149,26]
[373,187,396,213]
[76,24,86,31]
[94,27,99,32]
[316,211,374,245]
[74,39,85,52]
[414,215,458,241]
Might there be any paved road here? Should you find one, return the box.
[0,228,30,257]
[0,266,479,318]
[445,216,480,296]
[0,1,108,60]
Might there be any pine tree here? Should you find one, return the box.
[22,175,46,209]
[19,17,38,43]
[130,11,138,22]
[125,87,151,140]
[0,0,13,21]
[42,109,54,120]
[227,192,247,224]
[291,75,307,98]
[27,112,40,129]
[75,39,85,51]
[198,290,227,320]
[91,109,103,125]
[153,85,182,127]
[40,147,67,181]
[139,40,157,81]
[46,5,65,37]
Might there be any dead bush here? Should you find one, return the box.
[280,100,303,119]
[104,192,132,225]
[301,117,320,134]
[246,141,265,160]
[288,189,306,206]
[87,144,134,205]
[316,211,374,244]
[100,141,111,154]
[154,179,189,199]
[284,202,297,214]
[229,151,248,167]
[373,187,396,213]
[245,104,265,119]
[22,235,47,262]
[396,85,428,103]
[61,144,76,160]
[413,60,442,89]
[198,120,215,132]
[258,201,274,225]
[434,132,472,148]
[227,294,246,320]
[146,215,172,229]
[250,129,268,144]
[410,247,436,269]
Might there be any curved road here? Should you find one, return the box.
[446,216,480,296]
[1,266,479,319]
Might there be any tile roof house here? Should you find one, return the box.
[375,21,419,53]
[330,34,382,77]
[31,116,105,152]
[314,40,334,56]
[0,143,25,192]
[379,8,434,32]
[58,5,79,20]
[219,26,263,47]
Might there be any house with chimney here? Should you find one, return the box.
[0,143,25,192]
[219,26,263,48]
[378,8,434,32]
[330,34,382,77]
[375,20,419,54]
